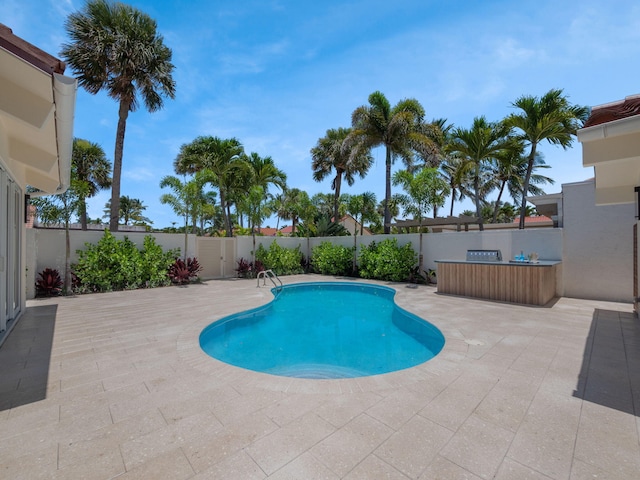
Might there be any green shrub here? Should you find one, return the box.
[255,242,304,275]
[73,230,178,293]
[311,241,353,276]
[358,238,417,282]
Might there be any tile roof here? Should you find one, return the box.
[583,94,640,128]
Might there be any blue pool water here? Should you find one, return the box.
[199,282,445,379]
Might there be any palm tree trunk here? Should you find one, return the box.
[492,182,507,223]
[80,198,88,230]
[352,220,358,274]
[418,218,424,275]
[449,188,456,217]
[384,146,392,234]
[519,145,537,229]
[333,173,342,222]
[110,99,129,232]
[474,170,484,231]
[219,190,231,237]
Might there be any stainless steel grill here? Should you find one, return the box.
[466,249,502,262]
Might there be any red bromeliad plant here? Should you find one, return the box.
[235,257,265,278]
[168,257,202,285]
[36,268,63,296]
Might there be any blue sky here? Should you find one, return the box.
[4,0,640,228]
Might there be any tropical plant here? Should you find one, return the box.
[311,242,353,276]
[61,0,176,232]
[358,239,417,282]
[349,91,439,233]
[160,172,218,257]
[295,215,349,237]
[279,188,312,235]
[488,143,554,222]
[345,192,377,273]
[168,257,202,285]
[393,168,450,273]
[505,88,589,229]
[73,231,177,292]
[72,138,111,230]
[174,136,248,237]
[30,176,87,293]
[255,242,304,275]
[448,116,513,230]
[311,127,373,221]
[103,196,151,227]
[235,257,264,278]
[35,268,63,296]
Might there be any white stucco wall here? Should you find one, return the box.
[26,229,197,298]
[561,179,635,302]
[27,179,635,304]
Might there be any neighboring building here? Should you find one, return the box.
[337,214,372,236]
[0,24,77,344]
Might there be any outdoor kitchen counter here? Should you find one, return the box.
[435,259,561,306]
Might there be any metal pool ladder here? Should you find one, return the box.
[257,269,283,294]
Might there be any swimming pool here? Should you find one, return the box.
[199,282,445,379]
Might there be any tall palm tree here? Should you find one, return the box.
[507,154,554,208]
[311,193,336,219]
[505,89,589,229]
[350,91,439,233]
[245,152,287,194]
[72,138,112,230]
[61,0,176,232]
[104,196,150,226]
[311,127,373,221]
[449,117,512,231]
[160,171,217,235]
[393,168,449,272]
[174,136,247,237]
[243,152,286,232]
[280,188,310,235]
[440,156,472,217]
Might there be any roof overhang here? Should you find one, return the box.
[577,96,640,206]
[0,24,76,195]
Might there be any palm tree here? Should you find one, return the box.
[160,171,217,235]
[489,141,554,222]
[449,117,512,231]
[311,127,373,221]
[245,152,287,194]
[507,153,554,211]
[280,188,311,235]
[440,156,471,217]
[350,91,439,233]
[104,196,150,226]
[72,138,111,230]
[243,152,286,232]
[61,0,176,232]
[505,89,589,229]
[174,136,247,237]
[345,192,377,273]
[311,193,336,219]
[393,168,450,272]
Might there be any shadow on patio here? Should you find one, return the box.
[0,304,57,411]
[574,308,640,416]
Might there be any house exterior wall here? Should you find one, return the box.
[562,179,635,302]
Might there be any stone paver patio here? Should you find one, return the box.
[1,274,639,479]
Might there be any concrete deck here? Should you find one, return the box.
[1,275,639,479]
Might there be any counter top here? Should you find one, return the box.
[435,259,561,267]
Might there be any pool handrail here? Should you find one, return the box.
[257,269,283,291]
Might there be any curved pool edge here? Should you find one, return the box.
[176,278,462,394]
[197,280,446,380]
